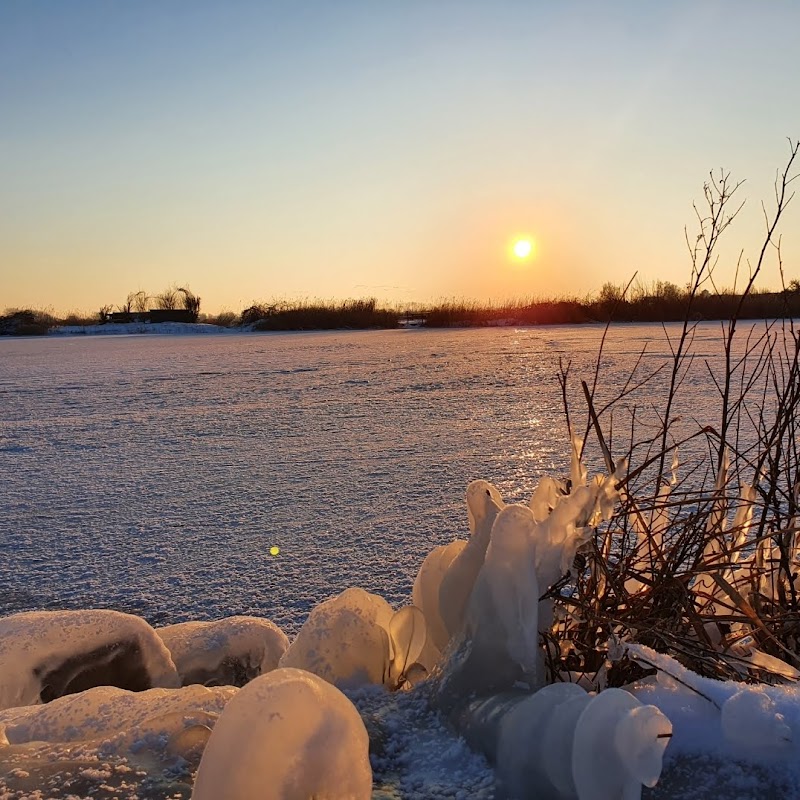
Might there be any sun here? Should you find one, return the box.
[510,237,536,262]
[513,239,532,259]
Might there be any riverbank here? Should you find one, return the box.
[4,287,800,335]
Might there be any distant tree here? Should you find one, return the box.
[177,287,201,317]
[653,280,684,302]
[116,296,133,315]
[131,291,149,313]
[598,282,624,305]
[155,287,179,310]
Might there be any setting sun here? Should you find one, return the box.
[509,236,536,263]
[513,239,532,258]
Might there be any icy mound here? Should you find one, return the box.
[0,683,232,748]
[0,610,179,710]
[279,587,426,690]
[0,684,233,799]
[157,615,289,687]
[279,587,393,687]
[193,667,372,800]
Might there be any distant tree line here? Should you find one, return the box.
[5,281,800,335]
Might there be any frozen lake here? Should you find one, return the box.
[0,324,750,633]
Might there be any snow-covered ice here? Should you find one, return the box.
[51,321,234,336]
[3,325,800,798]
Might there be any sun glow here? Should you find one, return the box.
[509,236,536,263]
[514,239,532,258]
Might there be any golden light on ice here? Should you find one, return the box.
[513,239,533,259]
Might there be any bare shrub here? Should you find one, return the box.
[154,287,179,311]
[543,140,800,687]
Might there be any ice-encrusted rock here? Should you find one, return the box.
[0,610,179,710]
[0,683,234,796]
[193,667,372,800]
[157,615,289,687]
[279,587,427,690]
[496,682,587,799]
[572,688,672,800]
[279,587,393,687]
[0,683,232,749]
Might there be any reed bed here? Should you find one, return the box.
[542,141,800,689]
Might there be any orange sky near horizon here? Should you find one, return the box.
[2,2,799,315]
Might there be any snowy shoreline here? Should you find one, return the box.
[48,321,237,336]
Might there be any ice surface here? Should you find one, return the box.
[0,326,721,633]
[0,610,179,710]
[157,615,289,687]
[350,683,495,799]
[193,667,372,800]
[5,328,800,797]
[51,322,232,336]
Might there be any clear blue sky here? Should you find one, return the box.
[2,1,799,313]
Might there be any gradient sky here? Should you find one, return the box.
[2,1,799,314]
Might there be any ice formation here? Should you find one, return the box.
[192,667,372,800]
[412,539,466,657]
[495,682,588,798]
[721,689,792,749]
[8,431,800,799]
[386,604,427,688]
[431,443,621,703]
[0,684,233,797]
[279,586,425,689]
[572,689,672,800]
[279,587,392,686]
[463,504,542,685]
[0,683,232,748]
[619,641,799,761]
[453,683,671,800]
[157,615,289,687]
[437,479,505,641]
[0,609,179,710]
